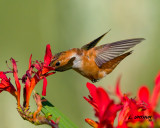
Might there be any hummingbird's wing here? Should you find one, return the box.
[100,51,132,73]
[81,30,111,50]
[95,38,145,67]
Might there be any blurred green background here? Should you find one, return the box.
[0,0,160,128]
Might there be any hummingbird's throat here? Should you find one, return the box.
[71,54,82,69]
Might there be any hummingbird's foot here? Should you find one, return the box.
[91,79,99,83]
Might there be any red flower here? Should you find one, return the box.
[115,78,151,127]
[0,44,57,127]
[116,72,160,127]
[84,82,122,128]
[138,72,160,121]
[11,58,21,106]
[42,77,47,96]
[0,71,16,97]
[117,96,148,127]
[23,44,55,108]
[44,44,52,66]
[85,72,160,128]
[0,58,21,106]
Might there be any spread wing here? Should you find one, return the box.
[81,30,111,50]
[95,38,145,67]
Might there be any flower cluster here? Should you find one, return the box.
[0,44,57,127]
[22,44,55,108]
[84,73,160,128]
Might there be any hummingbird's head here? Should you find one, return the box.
[49,50,76,72]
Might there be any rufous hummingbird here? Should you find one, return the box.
[50,31,145,82]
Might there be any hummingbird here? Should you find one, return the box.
[50,31,145,82]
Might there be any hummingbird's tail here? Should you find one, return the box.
[102,51,132,74]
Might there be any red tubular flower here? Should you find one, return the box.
[85,118,98,128]
[118,95,148,127]
[115,77,130,100]
[0,58,21,107]
[23,44,55,108]
[0,71,16,97]
[44,44,52,66]
[42,77,47,96]
[150,72,160,110]
[115,78,150,127]
[84,82,122,128]
[0,44,57,127]
[11,58,21,106]
[138,72,160,121]
[116,73,160,127]
[115,76,123,100]
[86,72,160,128]
[138,86,149,105]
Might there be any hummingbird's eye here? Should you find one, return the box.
[55,61,60,66]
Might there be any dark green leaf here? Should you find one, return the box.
[41,97,78,128]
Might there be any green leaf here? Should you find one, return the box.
[41,97,78,128]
